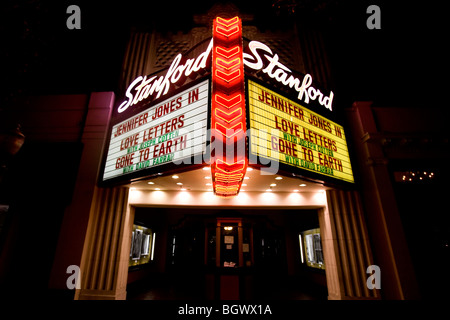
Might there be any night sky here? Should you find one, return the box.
[0,0,448,111]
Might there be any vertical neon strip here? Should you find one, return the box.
[211,17,247,197]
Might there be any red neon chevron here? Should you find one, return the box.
[215,69,241,83]
[216,17,239,27]
[216,57,241,70]
[215,93,242,109]
[215,17,239,37]
[215,107,242,124]
[215,122,243,137]
[215,159,246,173]
[216,46,240,59]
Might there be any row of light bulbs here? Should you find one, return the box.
[143,167,309,192]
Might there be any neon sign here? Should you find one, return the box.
[117,34,334,115]
[243,41,334,111]
[118,39,213,114]
[211,17,247,197]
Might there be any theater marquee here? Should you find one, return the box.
[99,16,355,193]
[102,79,209,182]
[247,79,354,184]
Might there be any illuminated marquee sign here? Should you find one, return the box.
[248,79,354,184]
[102,79,209,181]
[101,15,351,193]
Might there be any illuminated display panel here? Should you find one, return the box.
[248,79,354,184]
[102,79,209,182]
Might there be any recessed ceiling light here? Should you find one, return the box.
[155,188,161,191]
[180,188,186,191]
[293,189,299,192]
[176,182,183,185]
[247,167,253,171]
[172,175,179,179]
[244,176,250,180]
[148,182,154,185]
[242,183,247,186]
[206,183,212,186]
[270,183,276,187]
[275,177,283,180]
[202,167,209,171]
[266,189,272,192]
[205,176,211,179]
[299,184,307,187]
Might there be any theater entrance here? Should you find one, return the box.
[126,206,328,300]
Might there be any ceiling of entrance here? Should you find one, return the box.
[130,167,330,193]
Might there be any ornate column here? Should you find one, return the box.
[320,189,380,300]
[75,186,133,300]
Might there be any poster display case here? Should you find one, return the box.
[300,228,325,270]
[129,224,154,268]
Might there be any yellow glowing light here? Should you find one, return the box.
[247,80,354,183]
[172,175,179,179]
[270,183,277,187]
[275,176,283,180]
[299,184,307,187]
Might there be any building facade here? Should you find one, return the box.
[1,2,447,301]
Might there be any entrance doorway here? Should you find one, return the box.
[126,207,328,300]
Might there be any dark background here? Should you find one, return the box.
[0,0,448,111]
